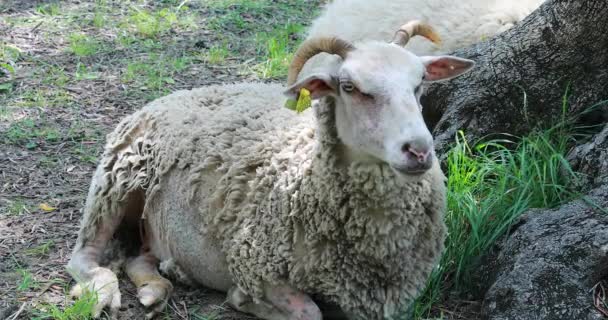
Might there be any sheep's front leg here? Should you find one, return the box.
[68,223,121,319]
[227,284,321,320]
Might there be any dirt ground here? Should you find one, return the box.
[0,1,323,319]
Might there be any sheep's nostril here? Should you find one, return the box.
[401,143,431,163]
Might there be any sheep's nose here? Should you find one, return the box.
[401,141,432,163]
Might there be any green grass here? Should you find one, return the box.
[17,88,73,108]
[4,118,61,149]
[25,241,55,257]
[16,268,39,292]
[123,5,196,39]
[412,117,580,318]
[205,43,230,64]
[68,34,100,57]
[206,0,268,32]
[36,3,61,16]
[42,65,70,86]
[1,42,21,93]
[122,54,190,98]
[32,288,98,320]
[4,198,30,215]
[128,8,176,38]
[253,23,304,78]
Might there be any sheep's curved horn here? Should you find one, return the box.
[391,20,442,47]
[287,37,355,85]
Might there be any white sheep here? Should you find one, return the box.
[307,0,545,55]
[67,22,474,320]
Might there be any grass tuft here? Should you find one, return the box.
[16,268,39,292]
[4,198,30,215]
[413,117,580,318]
[68,34,100,57]
[253,23,304,78]
[25,241,55,257]
[36,3,61,16]
[127,8,177,39]
[32,288,98,320]
[205,44,230,64]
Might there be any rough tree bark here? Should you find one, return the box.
[422,0,608,154]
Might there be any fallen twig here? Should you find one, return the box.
[7,302,26,320]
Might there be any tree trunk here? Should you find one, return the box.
[422,0,608,154]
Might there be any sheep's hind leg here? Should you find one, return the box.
[125,251,173,319]
[227,284,321,320]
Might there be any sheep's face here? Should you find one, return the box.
[285,42,474,175]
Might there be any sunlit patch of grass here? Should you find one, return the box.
[129,8,175,38]
[253,23,303,78]
[68,34,100,57]
[92,10,106,28]
[122,54,191,98]
[413,115,580,318]
[90,0,108,28]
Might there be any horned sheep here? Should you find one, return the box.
[67,22,475,320]
[307,0,546,55]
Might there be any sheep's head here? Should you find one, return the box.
[284,21,474,176]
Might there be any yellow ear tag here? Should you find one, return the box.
[284,88,312,113]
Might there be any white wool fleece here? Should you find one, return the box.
[78,83,446,319]
[308,0,545,55]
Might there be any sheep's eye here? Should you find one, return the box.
[341,82,355,93]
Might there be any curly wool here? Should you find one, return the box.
[79,82,446,319]
[307,0,544,55]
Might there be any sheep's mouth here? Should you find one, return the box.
[390,164,430,176]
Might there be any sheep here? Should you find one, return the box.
[66,21,474,320]
[307,0,545,55]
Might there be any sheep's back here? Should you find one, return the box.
[102,81,314,227]
[134,83,312,180]
[307,0,544,55]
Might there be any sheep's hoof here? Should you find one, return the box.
[70,267,121,319]
[136,278,173,319]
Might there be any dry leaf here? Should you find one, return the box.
[39,203,56,212]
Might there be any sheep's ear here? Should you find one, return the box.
[283,73,338,99]
[421,56,475,82]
